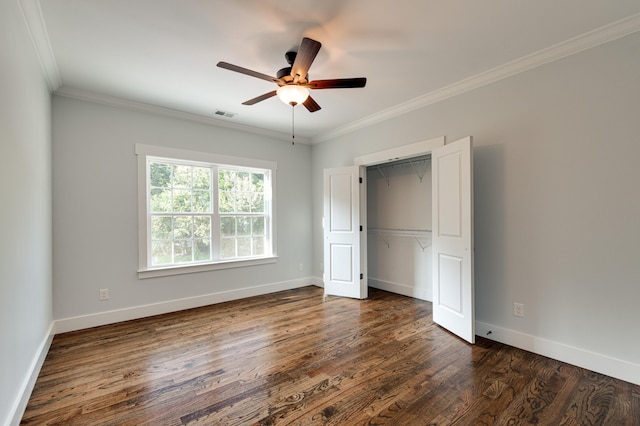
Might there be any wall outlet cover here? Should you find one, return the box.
[513,302,524,317]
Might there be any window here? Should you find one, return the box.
[136,145,277,278]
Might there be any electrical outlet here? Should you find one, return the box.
[513,302,524,317]
[99,288,109,301]
[298,263,304,272]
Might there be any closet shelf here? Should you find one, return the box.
[368,228,432,251]
[373,155,430,185]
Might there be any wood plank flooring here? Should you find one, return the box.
[22,286,640,425]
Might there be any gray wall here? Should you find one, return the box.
[312,32,640,371]
[0,0,53,423]
[52,96,313,321]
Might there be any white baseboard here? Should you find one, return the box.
[8,323,54,426]
[368,277,432,302]
[310,276,324,287]
[476,321,640,386]
[53,278,315,334]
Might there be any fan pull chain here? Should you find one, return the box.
[291,104,295,145]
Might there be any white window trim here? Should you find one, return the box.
[135,144,278,279]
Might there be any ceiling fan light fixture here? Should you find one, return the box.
[277,85,309,106]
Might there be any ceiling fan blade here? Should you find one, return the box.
[242,90,277,105]
[217,62,282,84]
[291,37,322,83]
[303,96,321,113]
[307,78,367,89]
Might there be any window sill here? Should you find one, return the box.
[138,256,278,279]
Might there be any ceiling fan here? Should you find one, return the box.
[217,37,367,112]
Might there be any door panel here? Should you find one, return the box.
[437,153,462,237]
[438,254,463,314]
[432,136,475,343]
[323,166,367,299]
[330,244,353,282]
[329,173,354,232]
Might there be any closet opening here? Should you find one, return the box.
[366,154,433,302]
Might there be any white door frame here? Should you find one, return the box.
[323,137,446,300]
[354,136,445,301]
[351,136,446,296]
[353,137,445,168]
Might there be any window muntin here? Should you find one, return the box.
[144,156,272,270]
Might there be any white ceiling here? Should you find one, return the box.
[24,0,640,143]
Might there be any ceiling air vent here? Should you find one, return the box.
[213,110,236,118]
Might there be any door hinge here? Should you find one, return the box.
[359,177,363,184]
[360,225,363,232]
[360,273,364,280]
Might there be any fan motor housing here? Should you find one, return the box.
[277,66,309,84]
[277,67,292,80]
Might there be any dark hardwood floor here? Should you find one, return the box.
[22,286,640,425]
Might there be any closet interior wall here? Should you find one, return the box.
[366,156,433,301]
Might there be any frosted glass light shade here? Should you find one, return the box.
[277,85,309,106]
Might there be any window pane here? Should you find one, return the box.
[221,238,235,258]
[219,191,234,213]
[194,216,211,238]
[219,169,235,191]
[174,240,193,263]
[173,216,193,239]
[237,172,250,192]
[220,216,235,237]
[251,173,264,192]
[193,167,211,189]
[236,193,251,213]
[252,217,265,235]
[150,163,171,188]
[194,238,211,261]
[151,216,172,240]
[173,165,191,188]
[237,216,250,236]
[151,241,172,266]
[251,193,264,213]
[252,236,265,256]
[193,190,211,212]
[237,237,251,257]
[173,189,192,212]
[150,188,171,212]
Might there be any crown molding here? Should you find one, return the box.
[54,86,310,144]
[18,0,62,91]
[312,12,640,144]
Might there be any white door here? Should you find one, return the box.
[432,137,475,343]
[323,166,367,299]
